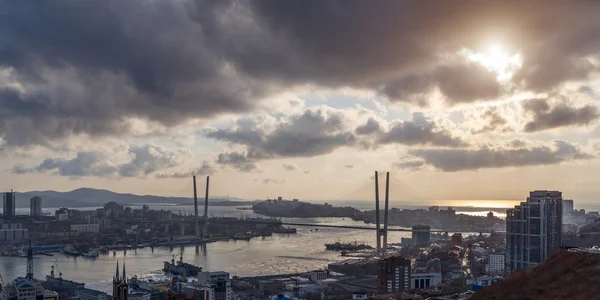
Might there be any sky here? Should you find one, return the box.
[1,1,600,203]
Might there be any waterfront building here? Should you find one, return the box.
[3,277,46,300]
[30,197,42,217]
[1,223,22,230]
[3,192,16,219]
[488,253,505,275]
[376,256,410,294]
[70,224,100,234]
[0,229,29,241]
[411,225,431,245]
[506,190,563,273]
[75,288,110,300]
[197,272,230,300]
[562,199,574,215]
[410,272,442,290]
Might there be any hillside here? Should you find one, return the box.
[6,188,253,208]
[471,250,600,300]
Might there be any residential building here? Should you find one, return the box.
[562,199,574,215]
[309,270,328,282]
[3,192,16,219]
[488,253,505,275]
[198,272,230,300]
[506,190,562,273]
[412,225,431,245]
[451,233,462,246]
[410,272,442,290]
[376,256,411,294]
[30,197,42,217]
[352,292,368,300]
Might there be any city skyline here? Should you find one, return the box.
[2,1,600,202]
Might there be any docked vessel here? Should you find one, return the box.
[82,249,99,258]
[232,233,251,241]
[62,245,81,256]
[163,253,203,276]
[325,241,373,251]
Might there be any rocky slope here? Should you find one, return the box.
[472,250,600,300]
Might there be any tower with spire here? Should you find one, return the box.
[113,261,129,300]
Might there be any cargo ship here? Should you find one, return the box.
[325,241,373,251]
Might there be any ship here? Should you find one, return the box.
[232,233,251,241]
[272,227,297,234]
[62,245,81,256]
[82,249,99,258]
[325,241,373,251]
[163,253,203,276]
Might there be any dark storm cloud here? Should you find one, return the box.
[12,145,183,177]
[2,0,600,147]
[523,99,599,132]
[216,152,257,172]
[408,140,592,172]
[378,113,467,147]
[355,118,381,135]
[206,108,357,159]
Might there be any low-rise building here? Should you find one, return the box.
[4,278,46,300]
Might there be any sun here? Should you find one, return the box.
[460,43,522,82]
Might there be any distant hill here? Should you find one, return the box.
[7,188,251,208]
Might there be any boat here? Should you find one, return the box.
[232,233,251,241]
[325,241,373,251]
[235,207,253,210]
[82,249,99,258]
[62,245,81,256]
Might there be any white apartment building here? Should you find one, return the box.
[487,253,505,275]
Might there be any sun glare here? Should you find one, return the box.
[460,43,522,82]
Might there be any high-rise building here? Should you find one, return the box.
[506,190,562,273]
[412,225,431,245]
[30,196,42,217]
[3,191,16,218]
[377,256,411,293]
[562,199,574,215]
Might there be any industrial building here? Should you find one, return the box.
[506,190,563,273]
[376,256,410,293]
[70,224,100,233]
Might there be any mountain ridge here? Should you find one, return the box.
[5,187,250,208]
